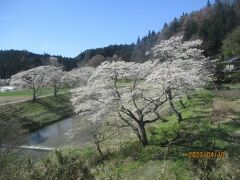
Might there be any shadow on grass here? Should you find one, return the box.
[35,95,73,118]
[4,94,75,132]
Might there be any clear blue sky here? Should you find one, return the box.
[0,0,214,58]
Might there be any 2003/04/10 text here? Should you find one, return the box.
[188,152,224,159]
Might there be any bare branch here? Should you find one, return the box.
[118,112,137,131]
[144,112,161,124]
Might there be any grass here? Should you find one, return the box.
[0,88,70,104]
[1,87,240,179]
[92,89,240,179]
[0,88,69,97]
[220,83,240,90]
[0,93,73,132]
[116,78,144,88]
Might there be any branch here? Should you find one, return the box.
[110,71,121,99]
[104,123,129,129]
[98,132,119,143]
[119,106,139,123]
[118,112,137,131]
[132,93,141,113]
[143,94,168,115]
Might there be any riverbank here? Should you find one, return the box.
[2,89,240,179]
[0,88,69,105]
[0,93,74,132]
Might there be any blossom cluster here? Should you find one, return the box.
[10,66,95,88]
[71,35,214,125]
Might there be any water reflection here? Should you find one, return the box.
[24,116,92,148]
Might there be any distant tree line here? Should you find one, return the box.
[76,0,240,63]
[0,50,77,79]
[75,30,159,65]
[76,44,135,61]
[1,0,240,80]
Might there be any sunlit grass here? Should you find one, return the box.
[0,93,73,131]
[2,87,240,179]
[0,88,69,97]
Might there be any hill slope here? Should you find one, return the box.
[0,50,77,79]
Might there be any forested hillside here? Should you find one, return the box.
[1,0,240,79]
[0,50,77,79]
[74,0,240,64]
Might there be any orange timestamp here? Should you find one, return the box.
[187,151,224,159]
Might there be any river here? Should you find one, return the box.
[24,116,92,148]
[15,116,93,159]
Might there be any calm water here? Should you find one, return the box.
[20,116,92,152]
[10,116,93,159]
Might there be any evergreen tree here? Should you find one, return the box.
[148,30,151,37]
[183,20,199,41]
[137,36,141,44]
[207,0,211,6]
[199,1,236,56]
[170,17,180,33]
[151,30,156,36]
[222,26,240,59]
[163,22,168,30]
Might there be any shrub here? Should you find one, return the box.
[149,122,180,145]
[13,150,95,180]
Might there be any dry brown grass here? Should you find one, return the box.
[213,98,236,114]
[212,98,237,122]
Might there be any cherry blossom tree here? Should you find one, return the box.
[0,79,10,86]
[65,67,95,87]
[146,35,214,122]
[88,59,159,84]
[10,65,96,99]
[71,69,168,146]
[70,35,214,146]
[45,66,65,96]
[10,66,50,101]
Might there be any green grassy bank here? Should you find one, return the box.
[0,88,69,104]
[0,88,69,97]
[1,88,240,179]
[0,93,73,132]
[90,89,240,179]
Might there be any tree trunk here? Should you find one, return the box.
[96,142,103,156]
[54,85,57,96]
[93,137,103,156]
[33,89,36,101]
[169,100,182,122]
[137,124,148,146]
[135,130,142,143]
[179,99,186,109]
[167,89,182,123]
[213,82,218,90]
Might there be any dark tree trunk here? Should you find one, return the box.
[54,84,59,96]
[96,142,102,155]
[33,89,36,101]
[179,99,186,109]
[213,82,218,90]
[135,130,142,143]
[54,86,57,96]
[167,88,182,123]
[137,123,148,146]
[93,137,103,156]
[170,100,183,122]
